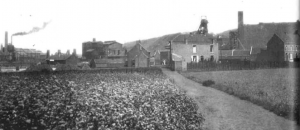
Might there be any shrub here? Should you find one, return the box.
[81,64,91,70]
[55,64,80,71]
[202,80,215,86]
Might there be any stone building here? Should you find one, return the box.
[126,41,150,67]
[171,33,219,63]
[256,34,299,62]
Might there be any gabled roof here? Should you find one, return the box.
[127,41,149,52]
[104,41,117,44]
[172,33,214,44]
[242,22,298,49]
[280,34,299,44]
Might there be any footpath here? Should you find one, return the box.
[162,68,298,130]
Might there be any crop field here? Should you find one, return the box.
[181,68,299,122]
[0,69,204,130]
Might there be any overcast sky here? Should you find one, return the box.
[0,0,298,54]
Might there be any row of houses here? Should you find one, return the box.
[23,11,299,71]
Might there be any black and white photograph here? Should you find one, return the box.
[0,0,299,129]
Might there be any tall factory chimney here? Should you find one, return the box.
[238,11,244,44]
[72,49,77,56]
[46,50,50,58]
[5,31,8,53]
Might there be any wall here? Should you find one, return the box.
[266,35,284,62]
[106,42,126,57]
[82,42,105,59]
[172,42,219,63]
[127,43,150,67]
[284,44,299,61]
[136,52,149,67]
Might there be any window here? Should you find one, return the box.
[118,50,120,55]
[210,45,213,52]
[132,60,135,67]
[289,53,293,60]
[192,56,197,62]
[200,56,204,61]
[193,45,196,53]
[296,45,298,51]
[210,55,214,61]
[285,53,288,61]
[285,45,288,51]
[113,50,116,55]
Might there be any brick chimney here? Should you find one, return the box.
[5,31,8,53]
[58,49,61,57]
[66,50,70,55]
[46,50,50,58]
[238,11,244,43]
[73,49,76,55]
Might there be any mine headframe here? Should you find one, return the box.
[197,16,208,35]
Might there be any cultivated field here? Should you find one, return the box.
[181,68,299,122]
[0,68,204,130]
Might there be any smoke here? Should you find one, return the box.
[12,20,51,36]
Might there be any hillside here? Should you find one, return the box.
[123,31,216,56]
[123,33,181,55]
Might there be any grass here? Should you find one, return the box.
[182,68,299,123]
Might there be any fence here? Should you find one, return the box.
[187,61,300,71]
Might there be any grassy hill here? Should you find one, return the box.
[123,33,182,55]
[123,30,229,55]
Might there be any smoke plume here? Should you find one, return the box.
[12,20,51,36]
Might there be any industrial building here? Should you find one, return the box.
[0,31,46,66]
[46,49,79,65]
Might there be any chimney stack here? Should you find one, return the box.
[73,49,76,55]
[46,50,50,58]
[238,11,244,43]
[66,50,70,55]
[58,49,61,57]
[93,38,96,42]
[5,31,8,53]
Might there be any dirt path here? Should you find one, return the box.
[162,68,298,130]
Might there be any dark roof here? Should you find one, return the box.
[220,50,250,57]
[48,54,74,60]
[172,33,214,44]
[241,22,298,49]
[126,41,148,52]
[233,50,250,56]
[94,59,108,64]
[104,41,117,44]
[251,48,263,55]
[93,58,124,64]
[279,34,300,44]
[83,41,104,44]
